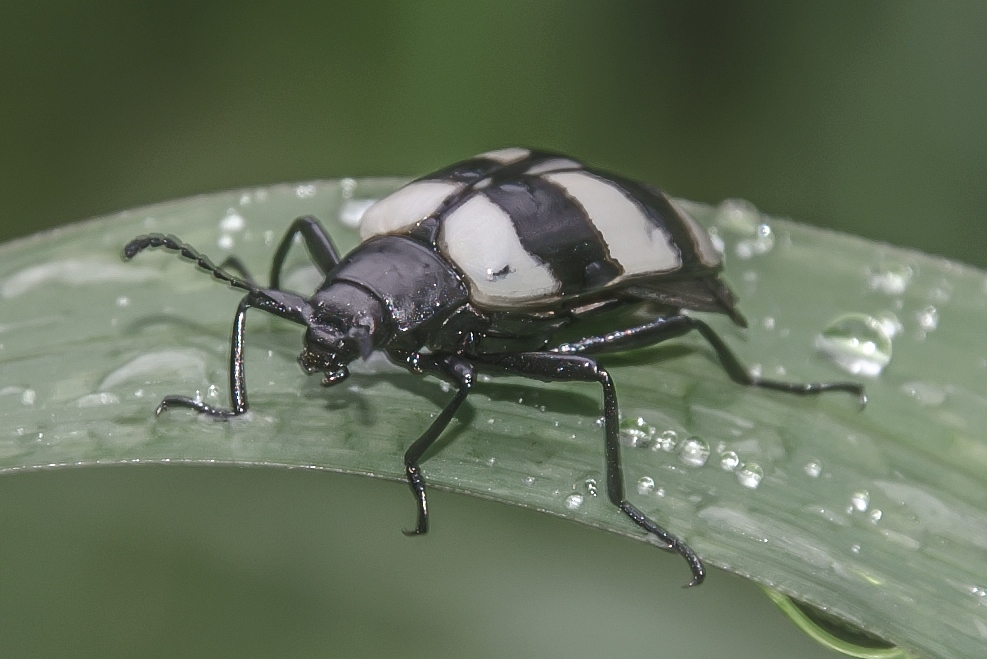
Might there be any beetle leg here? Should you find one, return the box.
[551,314,866,404]
[471,351,706,587]
[269,216,342,289]
[157,289,313,419]
[388,351,475,536]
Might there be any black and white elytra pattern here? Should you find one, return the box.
[360,147,722,310]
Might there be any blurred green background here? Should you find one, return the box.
[2,1,986,266]
[1,2,985,657]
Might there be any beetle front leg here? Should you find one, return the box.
[388,351,475,535]
[471,350,706,587]
[157,295,253,418]
[269,216,342,289]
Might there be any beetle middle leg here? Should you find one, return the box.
[551,314,865,403]
[471,351,706,587]
[388,351,475,536]
[269,216,342,289]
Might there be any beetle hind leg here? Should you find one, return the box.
[471,351,706,587]
[552,314,865,405]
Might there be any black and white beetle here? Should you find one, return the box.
[124,147,864,586]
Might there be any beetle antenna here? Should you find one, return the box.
[123,233,259,294]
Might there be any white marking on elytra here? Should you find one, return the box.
[439,194,559,308]
[359,180,463,240]
[476,147,531,164]
[544,171,682,276]
[524,158,582,175]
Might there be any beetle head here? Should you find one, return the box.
[297,283,388,387]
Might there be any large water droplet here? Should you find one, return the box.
[737,463,764,489]
[656,430,679,452]
[619,416,656,448]
[678,437,710,467]
[804,460,822,478]
[815,313,892,377]
[564,493,584,510]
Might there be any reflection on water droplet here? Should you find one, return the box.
[719,451,740,471]
[564,493,584,510]
[873,310,903,338]
[657,430,678,452]
[637,476,655,495]
[678,437,710,467]
[714,198,760,233]
[851,490,870,512]
[815,313,892,377]
[869,509,883,524]
[851,544,861,554]
[522,476,536,486]
[581,477,599,497]
[734,222,775,259]
[867,263,912,295]
[901,381,947,406]
[917,306,939,331]
[737,463,764,489]
[620,416,656,448]
[219,211,245,232]
[804,460,822,478]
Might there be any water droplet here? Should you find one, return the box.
[116,296,130,307]
[207,384,219,398]
[901,381,947,406]
[735,223,775,259]
[867,263,912,295]
[850,543,861,554]
[339,198,376,228]
[873,310,903,338]
[804,460,822,478]
[815,313,892,377]
[762,316,776,330]
[594,416,606,427]
[851,490,870,512]
[917,306,939,331]
[868,509,883,524]
[219,211,245,232]
[564,493,584,510]
[217,234,234,250]
[76,392,120,407]
[714,198,761,233]
[295,184,317,198]
[637,476,656,495]
[657,430,678,452]
[620,416,656,448]
[678,437,710,467]
[719,451,740,471]
[737,463,764,489]
[522,475,536,486]
[584,478,599,497]
[20,389,36,406]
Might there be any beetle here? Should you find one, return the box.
[124,147,864,586]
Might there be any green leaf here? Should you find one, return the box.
[1,180,984,659]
